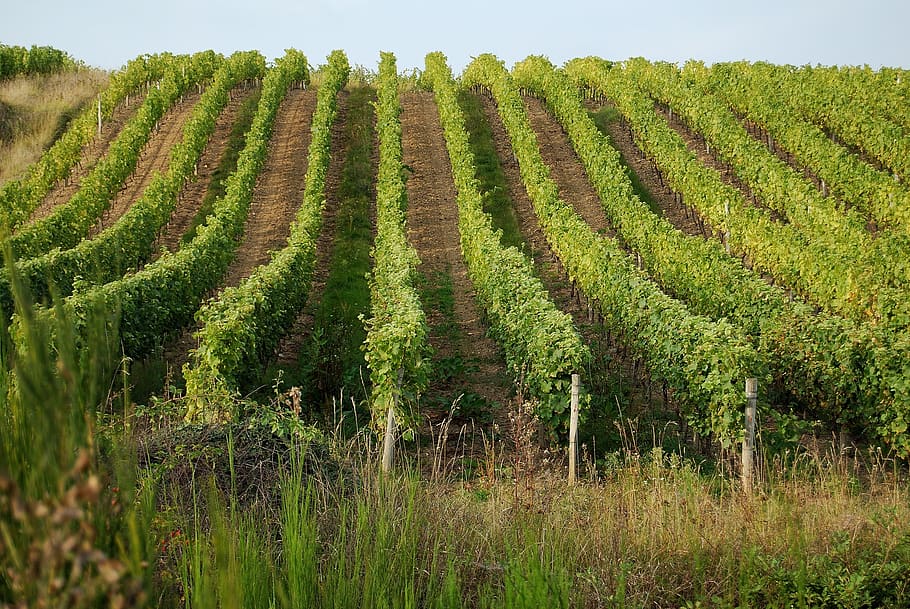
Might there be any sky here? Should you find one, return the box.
[1,0,908,73]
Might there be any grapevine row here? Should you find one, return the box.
[462,54,762,444]
[0,44,80,78]
[6,51,223,261]
[0,51,267,320]
[14,50,310,368]
[703,61,910,237]
[183,51,345,421]
[778,64,910,181]
[0,52,176,230]
[423,53,589,430]
[568,58,910,328]
[624,59,910,312]
[514,56,909,452]
[362,52,430,429]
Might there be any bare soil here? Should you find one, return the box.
[27,92,147,223]
[220,88,317,289]
[400,92,513,424]
[89,92,202,238]
[155,87,259,254]
[274,91,350,366]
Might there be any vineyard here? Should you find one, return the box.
[3,48,910,607]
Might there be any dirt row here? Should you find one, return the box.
[156,87,259,253]
[162,88,318,377]
[400,91,514,426]
[275,91,351,367]
[27,91,148,223]
[220,88,317,289]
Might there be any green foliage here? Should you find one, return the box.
[0,43,80,79]
[0,52,174,232]
[617,58,910,328]
[565,56,910,454]
[463,54,759,444]
[4,52,223,261]
[0,51,266,318]
[183,50,343,421]
[705,61,910,238]
[363,51,431,431]
[12,49,309,396]
[424,52,589,432]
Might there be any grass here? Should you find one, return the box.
[456,88,526,252]
[0,70,108,185]
[272,85,376,411]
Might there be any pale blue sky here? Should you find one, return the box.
[1,0,907,72]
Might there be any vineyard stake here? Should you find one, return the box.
[381,368,404,473]
[97,94,102,137]
[569,373,580,485]
[381,406,396,473]
[742,378,758,494]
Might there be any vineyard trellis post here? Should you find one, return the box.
[381,368,404,473]
[569,373,580,485]
[742,378,758,494]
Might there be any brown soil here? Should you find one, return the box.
[163,87,317,377]
[220,88,317,289]
[88,92,202,238]
[274,91,350,366]
[400,91,513,426]
[155,87,259,254]
[27,92,148,223]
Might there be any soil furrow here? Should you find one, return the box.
[401,91,512,418]
[160,87,316,383]
[220,88,317,289]
[155,87,258,254]
[89,92,202,237]
[587,99,707,239]
[27,93,147,223]
[274,91,350,367]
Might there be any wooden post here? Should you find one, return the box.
[381,405,396,473]
[97,94,102,137]
[742,378,758,494]
[568,374,580,485]
[381,368,404,473]
[724,201,731,254]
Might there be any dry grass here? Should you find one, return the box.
[0,69,108,185]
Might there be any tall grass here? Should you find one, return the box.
[0,70,108,184]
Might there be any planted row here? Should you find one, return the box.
[0,51,267,320]
[6,51,223,261]
[0,52,188,231]
[514,56,907,451]
[704,61,910,237]
[625,59,910,315]
[362,52,430,429]
[424,52,589,431]
[183,51,346,421]
[13,50,310,373]
[464,54,762,444]
[778,63,910,182]
[568,58,910,329]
